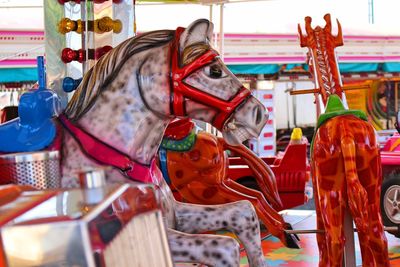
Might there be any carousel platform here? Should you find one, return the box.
[233,210,400,267]
[178,209,400,266]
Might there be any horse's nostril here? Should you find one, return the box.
[253,106,263,125]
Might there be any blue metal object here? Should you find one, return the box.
[158,148,172,186]
[62,77,82,92]
[37,56,46,90]
[0,56,61,153]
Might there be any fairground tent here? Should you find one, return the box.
[1,0,400,82]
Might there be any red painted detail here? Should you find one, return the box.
[175,170,184,179]
[4,82,22,88]
[61,48,85,63]
[267,120,273,125]
[58,115,155,183]
[264,132,273,138]
[318,158,339,176]
[95,45,113,59]
[164,118,194,140]
[263,94,273,99]
[228,140,309,211]
[189,150,201,161]
[264,145,274,150]
[202,186,219,199]
[170,27,251,130]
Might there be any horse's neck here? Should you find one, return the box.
[311,36,343,95]
[62,46,172,178]
[61,108,170,187]
[311,44,346,113]
[79,107,170,164]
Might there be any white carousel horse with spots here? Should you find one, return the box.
[60,19,270,267]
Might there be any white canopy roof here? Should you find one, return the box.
[1,0,400,35]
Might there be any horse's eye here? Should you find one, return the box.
[204,65,226,79]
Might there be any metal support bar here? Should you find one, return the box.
[285,226,399,235]
[285,220,396,267]
[289,84,371,96]
[218,3,224,59]
[343,210,356,267]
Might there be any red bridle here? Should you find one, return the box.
[170,27,251,131]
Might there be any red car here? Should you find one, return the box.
[228,133,311,211]
[379,131,400,232]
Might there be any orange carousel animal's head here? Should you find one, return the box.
[298,13,344,106]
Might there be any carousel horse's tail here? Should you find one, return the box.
[340,134,389,266]
[341,135,369,233]
[219,138,300,249]
[219,137,283,210]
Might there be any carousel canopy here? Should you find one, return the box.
[1,0,400,82]
[1,29,399,83]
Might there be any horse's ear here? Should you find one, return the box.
[179,19,214,54]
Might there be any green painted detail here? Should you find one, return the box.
[311,95,368,154]
[316,95,368,129]
[161,131,196,152]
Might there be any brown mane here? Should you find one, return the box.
[65,30,174,121]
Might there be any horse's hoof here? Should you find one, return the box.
[285,232,301,249]
[284,223,301,249]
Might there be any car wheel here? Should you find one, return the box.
[380,175,400,237]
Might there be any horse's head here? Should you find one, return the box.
[170,19,268,145]
[298,14,344,106]
[65,19,267,163]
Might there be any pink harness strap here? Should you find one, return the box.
[58,114,154,183]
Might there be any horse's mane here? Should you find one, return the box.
[65,30,175,121]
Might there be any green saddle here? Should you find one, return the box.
[311,94,368,153]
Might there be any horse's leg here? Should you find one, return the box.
[363,152,389,267]
[344,139,389,267]
[341,136,376,266]
[167,228,240,267]
[313,186,329,267]
[312,150,336,267]
[174,179,299,248]
[174,200,267,267]
[315,175,346,267]
[313,191,329,267]
[223,179,300,248]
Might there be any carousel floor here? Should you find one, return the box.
[179,209,400,266]
[236,210,400,267]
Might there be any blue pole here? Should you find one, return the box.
[37,56,46,90]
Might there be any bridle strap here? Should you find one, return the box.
[58,114,154,183]
[170,27,251,131]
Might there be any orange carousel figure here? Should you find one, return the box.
[158,118,301,249]
[297,14,389,266]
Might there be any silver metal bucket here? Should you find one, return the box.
[0,151,61,189]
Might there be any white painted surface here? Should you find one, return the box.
[274,80,317,129]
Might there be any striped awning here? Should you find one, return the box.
[223,33,400,65]
[2,30,400,82]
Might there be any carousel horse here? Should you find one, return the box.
[298,14,389,267]
[158,118,300,249]
[0,19,274,267]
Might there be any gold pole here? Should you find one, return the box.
[290,84,371,96]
